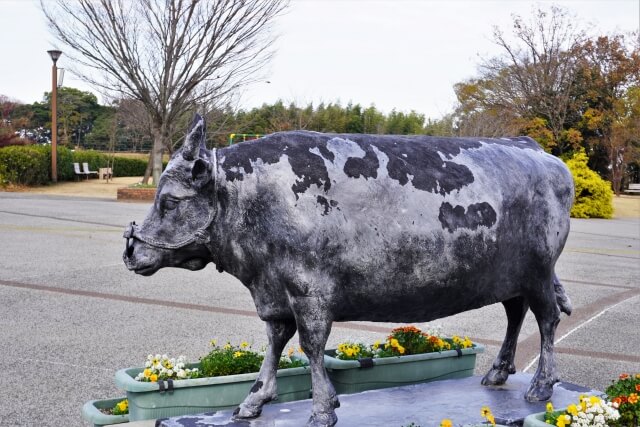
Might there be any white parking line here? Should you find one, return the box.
[522,295,638,372]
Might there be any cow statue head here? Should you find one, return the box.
[123,114,217,276]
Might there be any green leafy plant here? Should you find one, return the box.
[111,399,128,416]
[128,182,156,189]
[606,373,640,427]
[199,341,305,377]
[565,150,614,218]
[335,325,474,361]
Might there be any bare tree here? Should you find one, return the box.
[478,6,586,153]
[42,0,288,184]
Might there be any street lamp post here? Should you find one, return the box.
[47,49,62,183]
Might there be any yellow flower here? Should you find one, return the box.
[288,347,295,357]
[117,401,128,411]
[209,339,217,347]
[589,395,600,405]
[566,404,578,416]
[481,406,495,426]
[150,373,158,382]
[440,419,452,427]
[397,345,406,354]
[233,351,244,358]
[240,341,249,348]
[390,338,399,348]
[373,340,381,350]
[629,393,638,404]
[298,346,304,354]
[462,337,473,348]
[345,348,354,357]
[546,402,554,412]
[143,368,152,378]
[556,414,571,427]
[223,343,232,350]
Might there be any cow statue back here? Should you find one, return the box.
[124,115,573,427]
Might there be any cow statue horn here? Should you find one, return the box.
[182,114,206,161]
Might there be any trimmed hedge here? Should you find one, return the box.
[565,150,614,219]
[0,145,166,186]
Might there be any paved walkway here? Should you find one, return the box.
[0,191,638,426]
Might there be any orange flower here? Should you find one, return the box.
[620,373,629,380]
[629,393,638,404]
[635,384,640,392]
[392,325,421,334]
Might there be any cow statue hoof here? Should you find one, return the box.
[233,403,263,419]
[524,378,558,402]
[307,411,338,427]
[481,361,515,386]
[481,368,510,386]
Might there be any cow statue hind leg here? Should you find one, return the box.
[482,296,529,386]
[524,274,563,402]
[292,297,339,427]
[234,320,297,418]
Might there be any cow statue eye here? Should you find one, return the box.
[163,198,180,211]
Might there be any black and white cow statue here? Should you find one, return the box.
[123,114,574,427]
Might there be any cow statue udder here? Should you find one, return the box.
[123,114,574,427]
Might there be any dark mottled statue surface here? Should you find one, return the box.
[123,115,574,427]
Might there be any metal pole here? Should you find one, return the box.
[51,62,58,183]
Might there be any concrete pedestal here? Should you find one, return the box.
[157,374,598,427]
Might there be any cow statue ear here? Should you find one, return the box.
[191,158,213,188]
[183,114,206,161]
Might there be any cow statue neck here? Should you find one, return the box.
[124,114,574,427]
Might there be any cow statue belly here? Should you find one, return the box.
[123,115,574,427]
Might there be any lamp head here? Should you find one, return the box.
[47,50,62,64]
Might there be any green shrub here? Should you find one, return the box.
[110,156,148,177]
[0,145,50,185]
[565,150,614,219]
[0,145,166,185]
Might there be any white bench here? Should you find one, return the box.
[624,183,640,193]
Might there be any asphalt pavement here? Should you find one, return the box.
[0,192,638,427]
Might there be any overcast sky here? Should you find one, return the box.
[0,0,638,119]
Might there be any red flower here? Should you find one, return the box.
[635,384,640,392]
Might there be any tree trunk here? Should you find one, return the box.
[142,152,153,185]
[151,122,168,185]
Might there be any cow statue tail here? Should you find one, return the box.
[553,273,572,315]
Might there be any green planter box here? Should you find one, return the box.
[81,397,129,427]
[323,344,484,395]
[523,410,556,427]
[114,363,311,421]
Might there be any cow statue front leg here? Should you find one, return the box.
[482,296,529,386]
[293,297,339,427]
[234,320,297,418]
